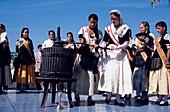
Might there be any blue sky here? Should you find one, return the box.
[0,0,170,52]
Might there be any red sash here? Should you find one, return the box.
[106,25,127,52]
[105,25,134,61]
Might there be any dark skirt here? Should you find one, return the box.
[0,65,12,86]
[80,56,98,74]
[78,46,98,74]
[150,58,162,70]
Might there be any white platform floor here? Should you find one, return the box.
[0,90,170,112]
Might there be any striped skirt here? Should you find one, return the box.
[13,63,35,84]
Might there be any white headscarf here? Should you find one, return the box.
[109,9,123,25]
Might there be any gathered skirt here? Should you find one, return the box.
[13,63,35,84]
[133,65,149,91]
[98,52,133,96]
[0,65,12,85]
[149,65,170,95]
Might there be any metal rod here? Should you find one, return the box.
[54,41,111,50]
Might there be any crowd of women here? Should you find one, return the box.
[0,9,170,107]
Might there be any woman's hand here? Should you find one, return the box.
[110,45,115,51]
[88,43,92,46]
[76,41,80,49]
[139,41,145,45]
[101,41,107,48]
[140,41,154,51]
[93,44,99,48]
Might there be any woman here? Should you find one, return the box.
[0,24,12,94]
[13,28,35,92]
[67,32,74,43]
[42,30,56,49]
[73,14,103,105]
[64,32,76,49]
[98,9,133,107]
[149,21,170,106]
[133,21,154,103]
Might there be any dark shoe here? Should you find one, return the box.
[88,100,95,106]
[114,99,125,107]
[136,98,149,103]
[136,99,142,103]
[75,95,80,103]
[87,97,95,106]
[158,101,168,106]
[69,101,75,108]
[125,94,131,100]
[105,98,111,104]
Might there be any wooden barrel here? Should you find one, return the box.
[41,47,74,78]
